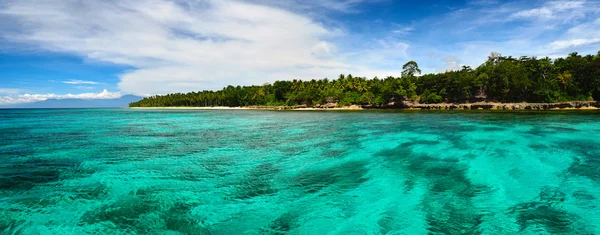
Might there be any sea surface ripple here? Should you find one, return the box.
[1,109,600,234]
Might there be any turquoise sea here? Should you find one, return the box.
[1,109,600,234]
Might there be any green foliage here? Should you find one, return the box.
[130,52,600,107]
[402,61,421,77]
[420,90,443,104]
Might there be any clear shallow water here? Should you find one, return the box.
[1,109,600,235]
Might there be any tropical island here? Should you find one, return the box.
[129,52,600,110]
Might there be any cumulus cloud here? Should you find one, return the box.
[435,56,462,73]
[0,89,122,105]
[5,0,596,98]
[0,0,403,96]
[63,80,101,85]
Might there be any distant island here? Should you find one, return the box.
[9,95,143,109]
[130,52,600,110]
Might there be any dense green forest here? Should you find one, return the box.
[130,52,600,107]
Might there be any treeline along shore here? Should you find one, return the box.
[130,51,600,110]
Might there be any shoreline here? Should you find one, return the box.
[406,101,599,110]
[130,101,599,111]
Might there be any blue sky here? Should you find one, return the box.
[1,0,599,105]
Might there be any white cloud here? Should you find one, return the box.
[392,26,414,35]
[543,10,600,52]
[242,0,372,13]
[549,38,600,50]
[356,41,409,67]
[63,79,101,85]
[509,0,592,22]
[315,0,371,13]
[4,0,596,96]
[412,0,600,72]
[511,8,553,20]
[0,89,122,105]
[436,56,462,72]
[0,0,401,96]
[0,88,22,95]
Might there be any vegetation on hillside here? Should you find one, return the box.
[130,52,600,107]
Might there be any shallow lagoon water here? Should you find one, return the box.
[1,109,600,234]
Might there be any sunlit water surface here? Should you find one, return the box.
[1,109,600,234]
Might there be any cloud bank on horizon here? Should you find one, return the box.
[1,0,599,104]
[0,89,122,105]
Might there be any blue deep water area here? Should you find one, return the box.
[1,109,600,234]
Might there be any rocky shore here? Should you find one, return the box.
[245,104,363,110]
[245,101,599,110]
[132,101,599,110]
[405,101,599,110]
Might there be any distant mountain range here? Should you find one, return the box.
[7,95,142,109]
